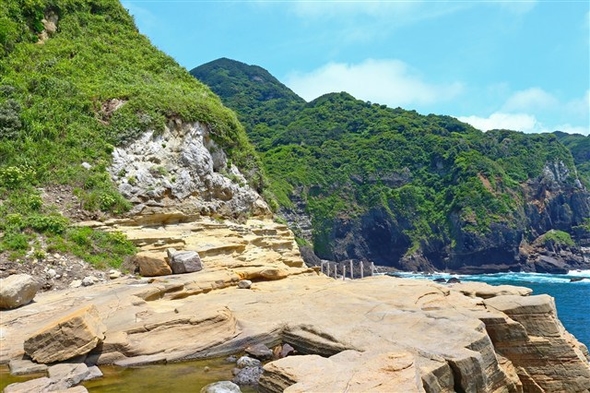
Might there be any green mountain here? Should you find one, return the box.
[192,58,590,273]
[553,131,590,187]
[0,1,262,265]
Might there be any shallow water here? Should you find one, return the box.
[0,358,257,393]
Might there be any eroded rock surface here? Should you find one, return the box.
[2,219,589,392]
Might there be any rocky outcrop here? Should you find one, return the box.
[0,274,39,310]
[108,120,270,220]
[312,161,590,274]
[23,305,106,363]
[2,219,589,392]
[482,295,590,392]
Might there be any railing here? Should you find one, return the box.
[319,260,375,280]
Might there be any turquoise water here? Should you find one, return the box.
[395,270,590,349]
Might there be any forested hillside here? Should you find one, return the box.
[0,1,262,265]
[192,58,590,273]
[553,131,590,187]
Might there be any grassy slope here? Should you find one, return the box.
[0,0,262,266]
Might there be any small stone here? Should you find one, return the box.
[109,270,122,279]
[245,343,273,360]
[70,280,82,289]
[236,356,261,369]
[232,366,263,386]
[237,280,252,289]
[81,277,95,287]
[200,381,242,393]
[81,162,92,170]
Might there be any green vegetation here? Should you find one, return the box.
[542,230,575,249]
[193,59,584,265]
[0,1,262,266]
[553,131,590,187]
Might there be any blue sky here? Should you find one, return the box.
[122,0,589,135]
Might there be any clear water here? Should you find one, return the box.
[0,358,257,393]
[394,270,590,348]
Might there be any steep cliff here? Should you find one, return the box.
[192,58,590,273]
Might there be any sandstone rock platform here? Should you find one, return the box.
[1,218,589,392]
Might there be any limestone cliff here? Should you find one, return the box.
[108,119,270,221]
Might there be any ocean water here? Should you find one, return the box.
[394,270,590,349]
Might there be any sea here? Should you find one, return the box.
[394,270,590,349]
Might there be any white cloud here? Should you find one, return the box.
[285,59,464,107]
[458,113,540,132]
[565,89,590,117]
[460,88,589,135]
[501,87,558,112]
[555,123,589,136]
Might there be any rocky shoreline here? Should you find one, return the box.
[2,218,590,392]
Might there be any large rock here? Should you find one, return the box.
[24,305,106,363]
[0,274,39,309]
[134,252,172,277]
[168,249,203,274]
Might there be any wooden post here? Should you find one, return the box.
[371,262,375,276]
[360,261,364,279]
[350,260,354,279]
[326,263,330,278]
[342,265,346,280]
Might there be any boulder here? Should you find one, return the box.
[8,358,48,375]
[0,274,39,309]
[200,381,242,393]
[24,305,106,363]
[48,363,91,390]
[134,252,172,277]
[168,250,203,274]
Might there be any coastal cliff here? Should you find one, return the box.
[192,59,590,274]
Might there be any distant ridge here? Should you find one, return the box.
[192,58,590,274]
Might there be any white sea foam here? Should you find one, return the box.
[393,271,590,285]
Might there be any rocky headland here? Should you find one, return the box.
[2,214,590,392]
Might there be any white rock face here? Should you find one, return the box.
[109,121,270,219]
